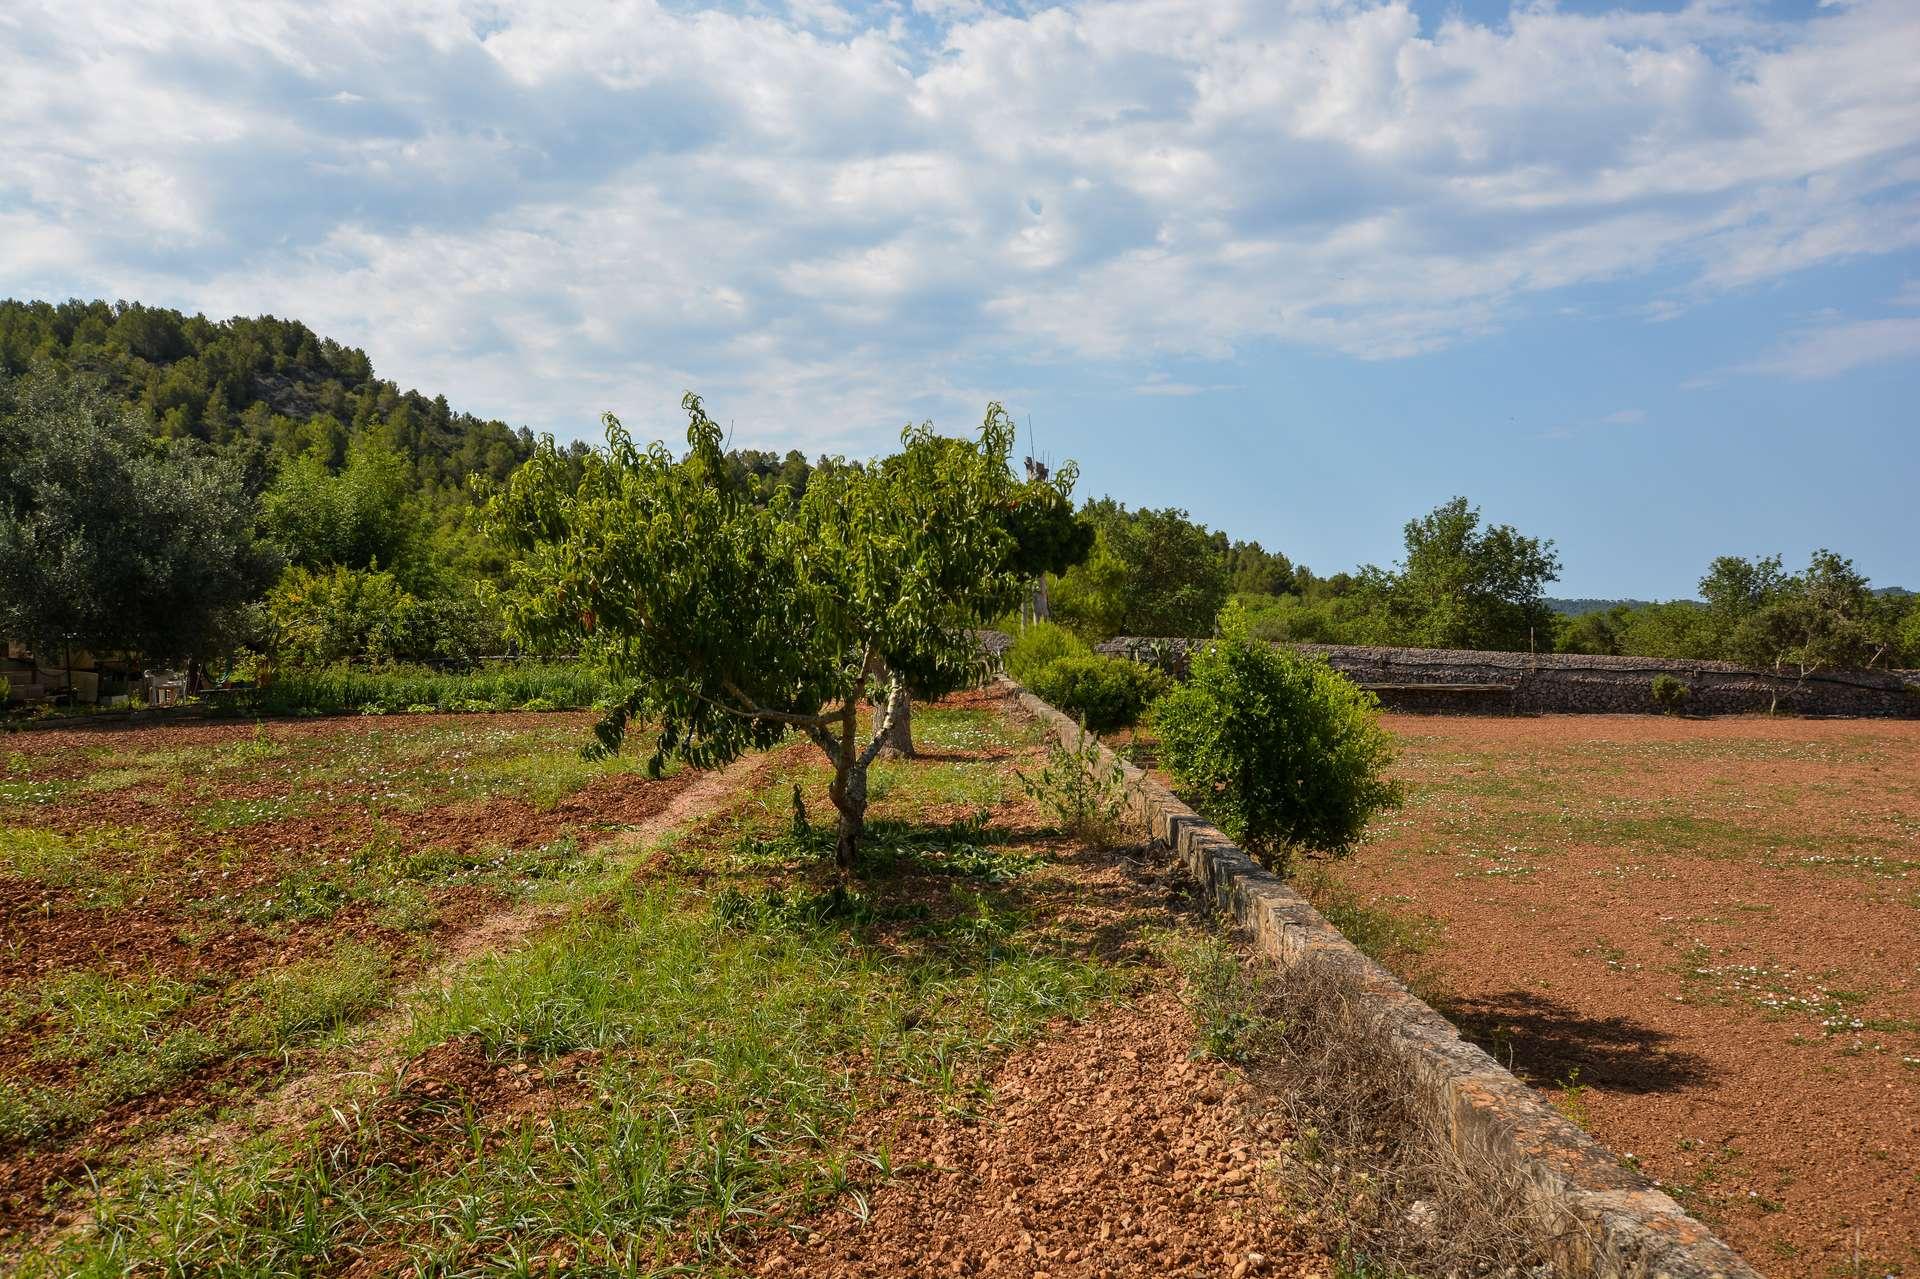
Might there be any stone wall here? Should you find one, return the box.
[1095,637,1920,717]
[1007,679,1760,1279]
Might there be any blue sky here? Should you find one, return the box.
[2,0,1915,597]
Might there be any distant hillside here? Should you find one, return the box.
[0,298,541,498]
[1545,597,1658,617]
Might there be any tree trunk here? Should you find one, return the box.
[878,682,915,758]
[831,760,868,870]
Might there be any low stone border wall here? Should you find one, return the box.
[1005,678,1760,1279]
[1095,638,1920,717]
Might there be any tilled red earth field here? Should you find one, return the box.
[0,712,696,1231]
[1318,713,1920,1278]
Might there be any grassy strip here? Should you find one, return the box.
[22,878,1113,1275]
[15,705,1124,1276]
[233,663,604,717]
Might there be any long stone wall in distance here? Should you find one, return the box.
[1094,638,1920,717]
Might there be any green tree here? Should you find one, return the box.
[0,374,280,668]
[1724,551,1895,704]
[262,433,419,575]
[1354,497,1561,652]
[486,395,1035,870]
[1051,501,1230,639]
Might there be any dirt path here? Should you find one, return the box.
[749,991,1323,1279]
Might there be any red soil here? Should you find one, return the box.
[1323,714,1920,1278]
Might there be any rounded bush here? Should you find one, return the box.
[1152,625,1399,870]
[1005,620,1091,686]
[1029,653,1169,730]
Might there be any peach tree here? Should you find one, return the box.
[486,394,1052,869]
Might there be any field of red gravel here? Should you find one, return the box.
[1315,714,1920,1278]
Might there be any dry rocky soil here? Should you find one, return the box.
[1313,713,1920,1279]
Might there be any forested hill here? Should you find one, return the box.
[0,298,538,496]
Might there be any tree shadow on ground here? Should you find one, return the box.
[900,748,1021,764]
[1444,990,1714,1094]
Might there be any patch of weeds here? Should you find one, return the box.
[0,825,173,908]
[1168,932,1278,1064]
[1552,1068,1592,1129]
[1016,721,1133,848]
[9,969,225,1139]
[372,881,437,933]
[224,723,284,765]
[75,766,160,794]
[0,778,69,806]
[240,865,352,925]
[196,794,305,830]
[240,942,392,1050]
[30,969,202,1065]
[711,882,874,932]
[0,1079,83,1147]
[859,814,1041,883]
[910,706,1028,753]
[866,755,1010,809]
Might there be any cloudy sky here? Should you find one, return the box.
[3,0,1916,596]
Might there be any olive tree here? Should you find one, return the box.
[485,395,1035,869]
[0,374,280,670]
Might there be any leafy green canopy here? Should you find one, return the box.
[487,395,1053,863]
[0,375,280,665]
[1153,606,1401,871]
[1050,500,1232,638]
[1352,496,1561,652]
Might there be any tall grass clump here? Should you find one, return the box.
[243,661,601,717]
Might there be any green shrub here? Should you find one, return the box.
[1650,673,1689,712]
[1004,621,1090,686]
[1028,653,1169,730]
[1152,623,1400,872]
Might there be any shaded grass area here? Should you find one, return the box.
[8,699,1138,1275]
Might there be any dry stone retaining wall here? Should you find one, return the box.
[1006,678,1761,1279]
[1094,638,1920,717]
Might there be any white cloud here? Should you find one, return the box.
[1,0,1917,442]
[1601,408,1647,425]
[1736,316,1920,381]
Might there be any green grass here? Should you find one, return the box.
[16,701,1130,1276]
[236,662,604,718]
[1165,931,1278,1064]
[242,943,394,1050]
[0,968,225,1146]
[0,826,170,907]
[29,871,1118,1275]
